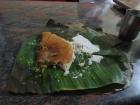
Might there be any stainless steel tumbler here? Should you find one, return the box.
[119,9,140,41]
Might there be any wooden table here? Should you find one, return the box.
[0,1,140,105]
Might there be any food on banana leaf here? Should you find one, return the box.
[37,32,104,75]
[9,26,131,94]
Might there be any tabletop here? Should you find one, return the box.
[0,1,140,105]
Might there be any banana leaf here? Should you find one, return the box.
[7,24,132,94]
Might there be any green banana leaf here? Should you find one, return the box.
[8,24,132,94]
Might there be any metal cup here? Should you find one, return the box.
[119,9,140,41]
